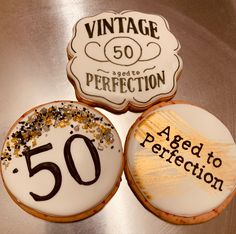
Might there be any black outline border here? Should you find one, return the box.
[67,10,182,112]
[69,56,127,106]
[133,54,181,104]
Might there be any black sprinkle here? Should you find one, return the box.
[70,124,74,128]
[111,146,114,149]
[13,168,18,174]
[70,131,73,134]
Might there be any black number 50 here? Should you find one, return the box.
[23,134,101,201]
[113,45,133,59]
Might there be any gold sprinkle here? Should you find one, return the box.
[32,138,37,147]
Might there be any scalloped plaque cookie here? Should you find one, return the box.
[67,11,182,113]
[125,101,236,224]
[1,101,123,222]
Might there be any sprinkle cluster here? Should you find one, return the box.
[1,102,115,168]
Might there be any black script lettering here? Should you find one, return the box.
[86,73,94,86]
[152,143,161,154]
[207,151,214,164]
[170,135,183,149]
[140,132,154,147]
[138,19,149,35]
[191,143,203,158]
[192,162,199,176]
[144,76,149,91]
[204,172,214,184]
[134,77,142,91]
[182,140,191,150]
[84,17,160,39]
[97,19,102,36]
[159,147,170,159]
[102,76,111,91]
[95,74,102,90]
[175,155,184,166]
[112,77,119,92]
[149,21,159,39]
[157,126,170,141]
[85,21,96,38]
[149,74,157,89]
[114,17,127,33]
[120,78,127,93]
[103,18,114,34]
[157,71,165,86]
[207,152,222,168]
[127,77,135,92]
[213,158,222,168]
[127,18,139,34]
[139,134,225,191]
[166,149,178,163]
[184,161,193,172]
[211,177,223,191]
[86,72,165,92]
[196,165,206,179]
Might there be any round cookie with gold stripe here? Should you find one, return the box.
[124,100,236,224]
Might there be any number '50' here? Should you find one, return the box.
[113,45,133,59]
[23,134,101,201]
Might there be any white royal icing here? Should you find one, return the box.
[1,101,123,217]
[126,103,236,217]
[67,11,182,112]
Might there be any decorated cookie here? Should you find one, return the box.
[124,101,236,224]
[1,101,123,222]
[67,11,182,113]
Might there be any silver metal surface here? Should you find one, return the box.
[0,0,236,233]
